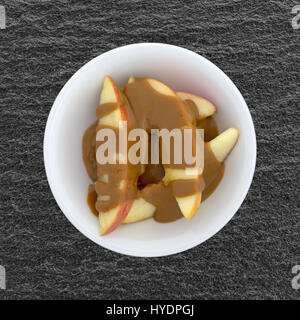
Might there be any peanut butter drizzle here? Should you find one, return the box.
[140,182,183,223]
[202,144,225,201]
[198,116,219,142]
[138,164,165,187]
[202,162,225,202]
[87,184,98,217]
[184,99,199,125]
[82,78,225,222]
[96,102,120,119]
[82,121,97,182]
[124,79,194,131]
[169,178,205,197]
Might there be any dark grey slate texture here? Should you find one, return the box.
[0,0,299,300]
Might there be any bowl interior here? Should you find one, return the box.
[44,44,256,257]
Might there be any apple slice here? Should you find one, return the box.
[100,201,133,235]
[176,193,202,220]
[100,76,120,103]
[98,108,123,128]
[128,77,176,97]
[96,76,135,235]
[208,127,239,162]
[163,167,203,220]
[123,198,156,224]
[146,78,177,96]
[162,166,203,220]
[176,92,216,120]
[128,76,135,84]
[145,79,202,220]
[98,75,125,128]
[172,127,239,220]
[128,77,179,109]
[128,78,216,121]
[163,167,201,184]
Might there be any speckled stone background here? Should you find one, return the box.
[0,0,299,300]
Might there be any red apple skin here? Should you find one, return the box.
[111,76,121,100]
[120,105,127,121]
[101,200,133,236]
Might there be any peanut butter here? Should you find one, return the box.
[82,78,224,223]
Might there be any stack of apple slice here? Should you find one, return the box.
[124,79,239,223]
[95,76,239,234]
[96,77,160,235]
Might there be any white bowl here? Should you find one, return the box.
[44,43,256,257]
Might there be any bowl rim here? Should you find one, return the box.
[43,43,257,257]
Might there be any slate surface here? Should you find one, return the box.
[0,0,299,300]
